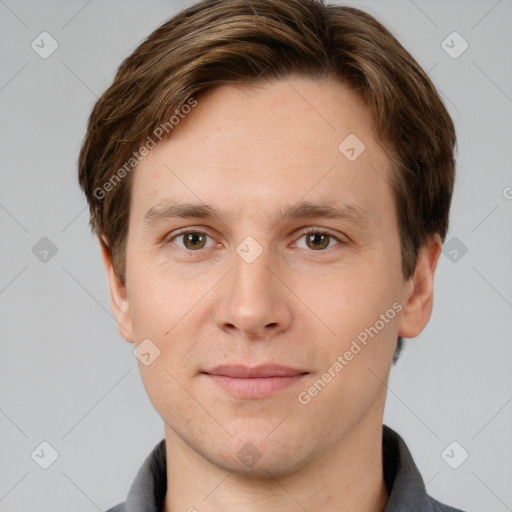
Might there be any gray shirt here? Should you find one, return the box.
[106,425,465,512]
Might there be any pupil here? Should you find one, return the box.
[187,233,203,248]
[308,233,327,249]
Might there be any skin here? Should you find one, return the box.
[101,75,441,512]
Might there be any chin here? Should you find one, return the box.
[205,432,312,479]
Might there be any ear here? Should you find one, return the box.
[99,237,134,343]
[398,234,442,339]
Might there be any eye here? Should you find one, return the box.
[165,229,344,252]
[168,230,215,251]
[294,231,342,251]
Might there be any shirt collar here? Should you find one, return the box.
[121,425,456,512]
[382,425,440,511]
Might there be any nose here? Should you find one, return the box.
[213,242,293,340]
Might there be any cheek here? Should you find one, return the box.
[320,261,399,322]
[125,252,190,335]
[125,257,209,378]
[313,265,403,389]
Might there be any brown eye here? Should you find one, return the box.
[169,230,213,251]
[305,233,331,250]
[182,232,207,250]
[294,231,342,251]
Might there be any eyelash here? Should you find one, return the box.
[165,228,345,252]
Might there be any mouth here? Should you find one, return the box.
[202,364,309,399]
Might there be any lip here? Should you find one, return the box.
[205,364,307,378]
[202,364,309,399]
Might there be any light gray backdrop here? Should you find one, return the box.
[1,0,511,511]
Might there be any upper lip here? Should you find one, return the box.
[204,364,308,378]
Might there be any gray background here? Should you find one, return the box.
[1,0,511,510]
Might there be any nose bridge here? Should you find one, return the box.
[214,235,291,337]
[231,236,277,309]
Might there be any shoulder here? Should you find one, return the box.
[382,425,467,512]
[105,502,126,512]
[429,496,467,512]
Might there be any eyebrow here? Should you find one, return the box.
[143,199,372,230]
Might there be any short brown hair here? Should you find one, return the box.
[78,0,456,286]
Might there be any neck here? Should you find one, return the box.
[163,413,388,512]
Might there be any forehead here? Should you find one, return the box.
[130,75,393,223]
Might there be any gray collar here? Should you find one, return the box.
[111,425,463,512]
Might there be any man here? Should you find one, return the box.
[78,0,465,510]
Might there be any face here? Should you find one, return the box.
[103,75,439,477]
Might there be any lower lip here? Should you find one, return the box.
[205,374,307,398]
